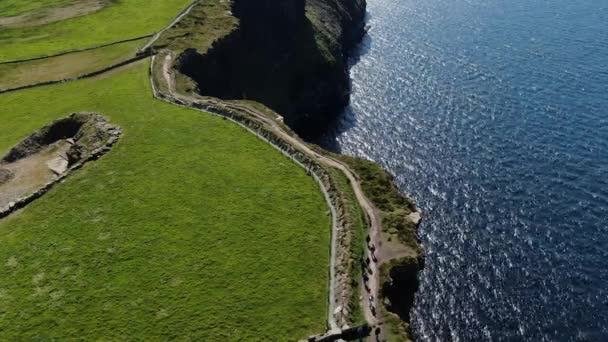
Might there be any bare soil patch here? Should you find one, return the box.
[0,141,70,208]
[0,0,107,28]
[0,168,14,185]
[0,112,120,210]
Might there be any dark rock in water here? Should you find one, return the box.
[176,0,366,139]
[0,168,13,185]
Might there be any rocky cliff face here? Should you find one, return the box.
[171,2,426,339]
[176,0,366,138]
[381,255,425,341]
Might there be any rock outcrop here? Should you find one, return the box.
[164,1,426,339]
[176,0,366,138]
[0,168,13,185]
[0,113,121,218]
[2,112,118,165]
[381,255,425,341]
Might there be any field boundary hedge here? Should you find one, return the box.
[0,34,152,65]
[0,53,152,94]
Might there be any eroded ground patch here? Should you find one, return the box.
[0,112,120,213]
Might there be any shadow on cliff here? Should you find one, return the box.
[380,255,425,340]
[314,27,374,153]
[177,18,347,139]
[175,0,366,140]
[346,11,373,66]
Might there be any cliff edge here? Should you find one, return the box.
[154,0,425,340]
[175,0,365,138]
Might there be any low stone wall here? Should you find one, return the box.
[0,34,153,65]
[152,80,357,328]
[0,115,121,219]
[302,324,371,342]
[0,54,151,94]
[138,0,201,53]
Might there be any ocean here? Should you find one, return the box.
[319,0,608,340]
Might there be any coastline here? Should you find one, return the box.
[148,0,426,339]
[0,0,425,338]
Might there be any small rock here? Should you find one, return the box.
[407,211,422,225]
[333,305,342,315]
[0,168,14,185]
[47,158,68,175]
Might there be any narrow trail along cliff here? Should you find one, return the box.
[0,0,422,339]
[139,0,201,53]
[156,52,404,340]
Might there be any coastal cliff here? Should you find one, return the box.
[380,256,424,340]
[335,155,423,341]
[159,0,424,340]
[176,0,365,138]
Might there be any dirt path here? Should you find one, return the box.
[140,0,201,52]
[163,53,176,94]
[156,52,390,340]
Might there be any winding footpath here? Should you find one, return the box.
[139,0,201,53]
[1,46,390,339]
[2,0,401,339]
[154,52,391,340]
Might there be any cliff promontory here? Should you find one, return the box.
[175,0,366,138]
[155,0,425,340]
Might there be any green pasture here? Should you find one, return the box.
[0,38,145,89]
[0,61,330,340]
[0,0,192,61]
[0,0,72,17]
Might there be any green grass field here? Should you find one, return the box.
[0,0,192,61]
[0,38,146,89]
[0,0,72,17]
[0,61,330,340]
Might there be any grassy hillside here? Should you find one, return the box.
[0,0,72,17]
[0,0,192,61]
[0,61,330,340]
[0,38,146,89]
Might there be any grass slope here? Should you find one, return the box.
[0,38,146,90]
[0,61,330,340]
[337,155,419,251]
[0,0,192,61]
[0,0,72,17]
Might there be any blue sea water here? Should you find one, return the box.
[320,0,608,340]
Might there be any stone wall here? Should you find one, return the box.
[0,35,153,65]
[152,76,359,327]
[0,54,151,94]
